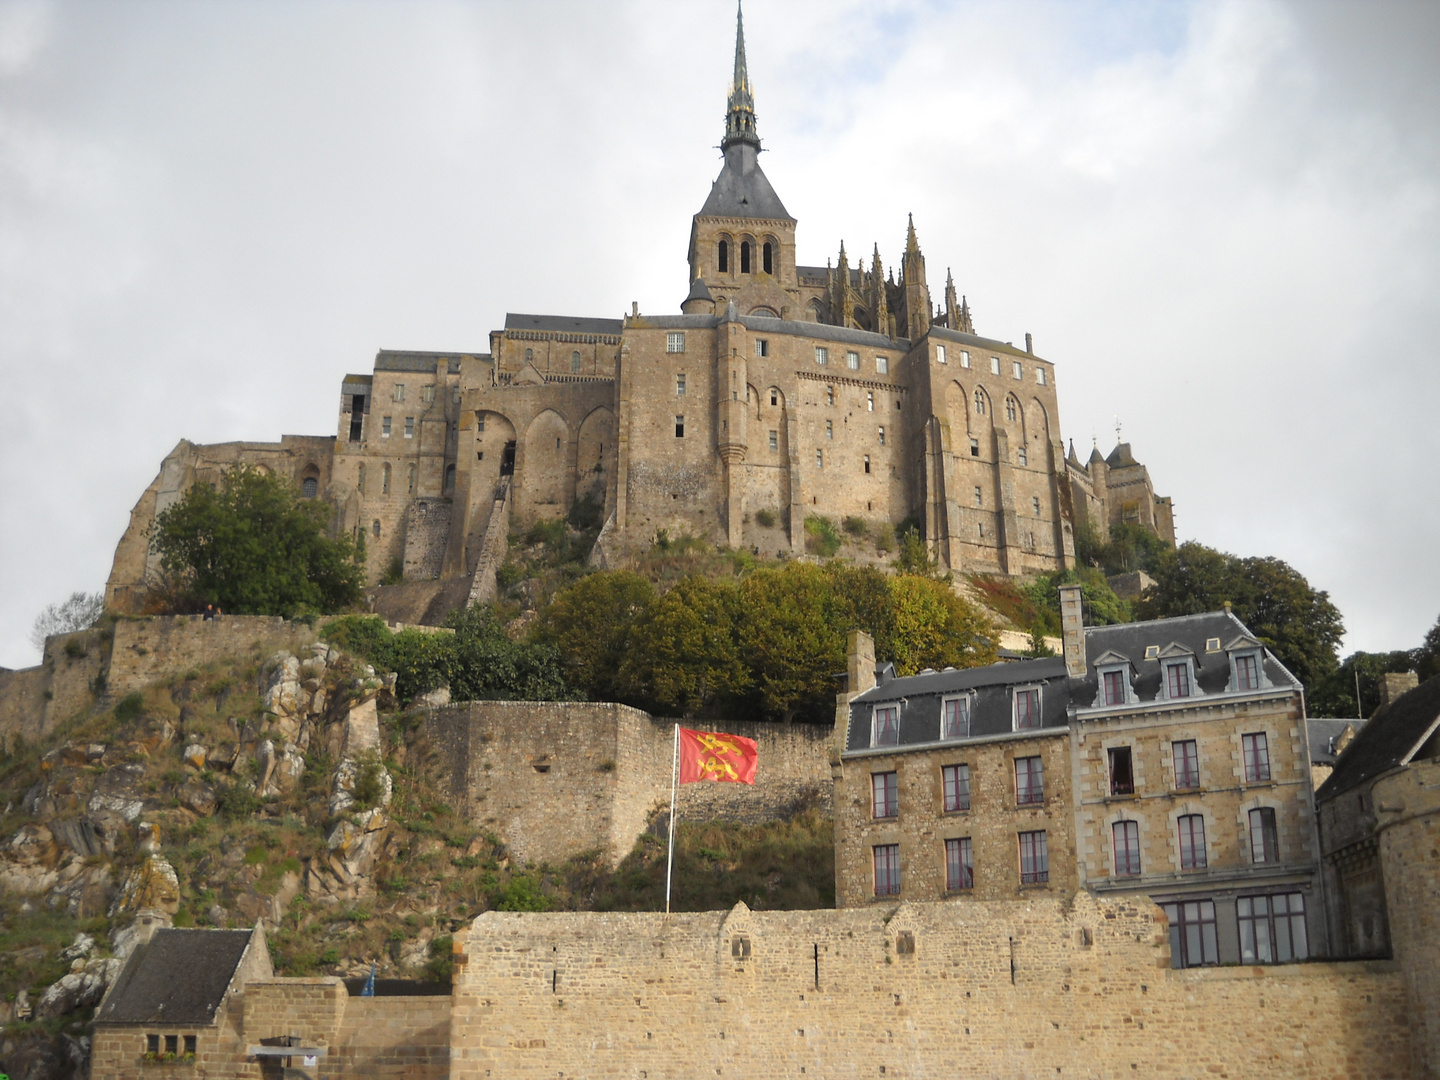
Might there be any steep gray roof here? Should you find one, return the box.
[94,929,254,1026]
[1308,717,1364,766]
[504,313,624,336]
[926,325,1035,357]
[375,351,463,374]
[1317,675,1440,800]
[697,146,792,222]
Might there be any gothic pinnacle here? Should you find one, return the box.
[723,1,759,151]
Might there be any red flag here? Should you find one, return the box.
[678,728,758,785]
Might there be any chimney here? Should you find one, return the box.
[1025,332,1033,354]
[1059,585,1087,679]
[1379,671,1420,710]
[835,630,876,749]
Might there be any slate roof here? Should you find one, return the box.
[697,145,793,222]
[927,324,1037,358]
[629,312,907,351]
[374,351,464,375]
[504,313,624,337]
[1316,675,1440,800]
[94,929,254,1026]
[1308,718,1364,767]
[1073,611,1299,711]
[846,657,1070,753]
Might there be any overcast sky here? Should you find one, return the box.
[1,0,1436,670]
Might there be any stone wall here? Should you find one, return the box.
[0,627,108,748]
[107,616,318,698]
[424,703,834,868]
[451,893,1415,1079]
[328,995,450,1079]
[402,498,453,580]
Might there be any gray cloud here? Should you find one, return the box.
[1,0,1436,667]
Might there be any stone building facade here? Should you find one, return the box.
[832,594,1323,968]
[104,7,1171,611]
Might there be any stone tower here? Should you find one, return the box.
[899,214,932,338]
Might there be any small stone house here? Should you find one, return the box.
[91,926,272,1078]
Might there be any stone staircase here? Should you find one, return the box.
[466,478,512,606]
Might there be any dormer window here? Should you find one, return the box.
[1224,635,1270,693]
[1156,644,1202,702]
[941,695,971,740]
[1165,662,1192,698]
[1013,687,1042,730]
[1235,654,1260,691]
[872,704,900,747]
[1092,651,1135,708]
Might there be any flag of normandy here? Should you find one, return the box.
[678,728,758,785]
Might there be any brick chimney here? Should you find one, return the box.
[1379,671,1420,710]
[834,630,876,750]
[1059,585,1087,679]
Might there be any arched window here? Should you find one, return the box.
[571,351,581,373]
[301,477,318,498]
[372,520,381,538]
[382,462,391,494]
[741,241,751,274]
[525,348,534,362]
[1006,397,1018,422]
[718,240,729,273]
[974,390,986,415]
[762,242,773,275]
[444,464,456,493]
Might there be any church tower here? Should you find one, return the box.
[898,214,932,338]
[685,3,799,318]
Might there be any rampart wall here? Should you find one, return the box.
[424,703,834,868]
[452,894,1415,1079]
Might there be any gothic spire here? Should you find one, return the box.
[905,213,920,256]
[723,2,759,151]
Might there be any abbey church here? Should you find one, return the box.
[105,8,1172,613]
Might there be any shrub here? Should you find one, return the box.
[217,784,263,820]
[567,492,605,531]
[841,516,868,538]
[379,558,404,587]
[754,508,778,529]
[873,523,895,553]
[803,516,841,558]
[114,692,145,723]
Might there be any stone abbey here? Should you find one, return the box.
[105,5,1172,611]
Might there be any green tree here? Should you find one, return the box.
[1137,542,1344,689]
[531,571,656,700]
[620,577,749,718]
[445,606,570,702]
[737,563,845,723]
[1415,614,1440,683]
[149,466,364,616]
[886,575,997,675]
[1308,650,1419,718]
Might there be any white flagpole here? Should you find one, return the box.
[666,723,679,914]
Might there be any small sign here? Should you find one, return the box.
[303,1055,318,1067]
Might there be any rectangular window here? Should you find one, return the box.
[1243,733,1271,782]
[423,384,436,402]
[675,416,685,438]
[1108,746,1135,796]
[1015,756,1044,805]
[942,697,970,740]
[867,391,875,412]
[826,420,833,440]
[1235,653,1260,690]
[873,844,900,896]
[1165,900,1218,967]
[847,350,860,370]
[1019,446,1028,466]
[872,705,899,747]
[394,383,405,402]
[826,387,834,406]
[1103,669,1126,707]
[946,837,974,890]
[382,416,392,438]
[768,430,778,450]
[815,346,828,365]
[960,350,971,368]
[877,426,886,446]
[1019,830,1049,884]
[872,771,898,819]
[876,355,889,374]
[165,1035,178,1055]
[969,437,980,457]
[1031,495,1040,514]
[973,485,983,507]
[1249,807,1279,863]
[1173,740,1200,790]
[1014,688,1041,730]
[943,763,971,812]
[936,345,947,364]
[1012,359,1023,379]
[990,356,1001,374]
[863,455,871,473]
[815,449,823,469]
[404,417,415,439]
[147,1034,160,1054]
[1238,893,1308,964]
[1178,814,1207,869]
[676,373,686,395]
[1036,367,1047,385]
[755,339,768,357]
[1113,820,1141,876]
[1165,661,1191,698]
[183,1035,196,1056]
[667,332,686,353]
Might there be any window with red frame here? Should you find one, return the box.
[1165,661,1192,698]
[1103,669,1126,706]
[1243,733,1271,782]
[1015,756,1044,805]
[1014,688,1041,730]
[942,764,970,812]
[871,771,898,819]
[1172,740,1200,790]
[1235,653,1261,690]
[873,844,900,896]
[1178,814,1207,869]
[1019,830,1049,884]
[1113,820,1141,876]
[945,837,973,890]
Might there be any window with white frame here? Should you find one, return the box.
[768,430,778,451]
[404,417,414,439]
[382,416,392,438]
[423,383,436,402]
[876,355,889,374]
[755,339,768,357]
[393,383,406,402]
[1233,652,1262,691]
[1013,687,1041,730]
[942,696,970,740]
[943,763,970,812]
[937,345,947,364]
[946,837,973,890]
[1019,830,1048,884]
[1019,446,1028,466]
[667,332,686,353]
[871,771,898,819]
[1178,814,1207,869]
[1238,893,1307,963]
[872,704,899,747]
[847,350,860,370]
[676,373,686,396]
[990,356,1001,375]
[815,346,828,365]
[873,844,900,897]
[1243,733,1271,782]
[960,350,971,368]
[1113,820,1141,876]
[1249,807,1279,863]
[1036,367,1047,385]
[1015,756,1044,804]
[1012,359,1023,379]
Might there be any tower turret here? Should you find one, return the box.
[900,214,932,338]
